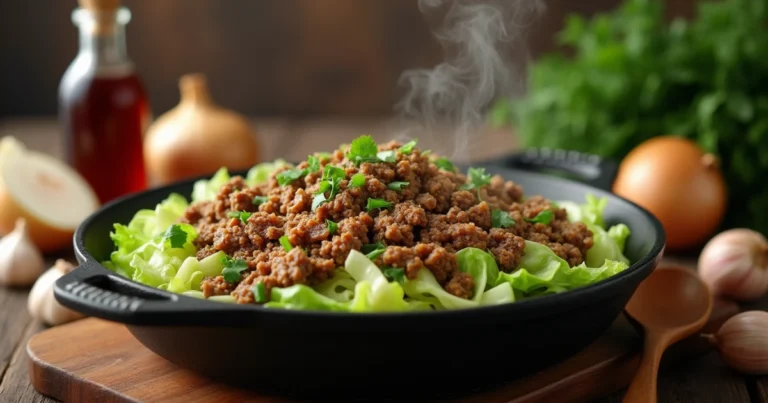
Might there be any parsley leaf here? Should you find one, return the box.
[323,165,347,181]
[491,209,515,228]
[376,150,396,162]
[349,173,366,188]
[312,194,327,211]
[252,196,268,207]
[399,139,418,154]
[276,168,307,186]
[461,167,492,190]
[383,267,405,284]
[252,282,267,303]
[325,219,338,235]
[227,211,252,222]
[434,157,455,172]
[387,181,409,191]
[314,180,331,195]
[161,224,188,248]
[346,135,379,165]
[221,255,248,283]
[526,209,554,225]
[307,155,321,173]
[279,235,293,252]
[361,242,386,260]
[366,198,393,211]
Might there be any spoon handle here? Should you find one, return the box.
[622,332,667,403]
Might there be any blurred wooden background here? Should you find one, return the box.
[0,0,697,119]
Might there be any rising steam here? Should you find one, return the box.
[394,0,544,159]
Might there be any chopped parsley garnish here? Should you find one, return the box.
[461,167,492,190]
[252,196,268,207]
[161,224,188,248]
[422,149,432,156]
[491,209,515,228]
[252,282,267,303]
[376,150,396,162]
[227,211,252,222]
[349,173,366,188]
[221,255,248,283]
[366,198,393,211]
[346,135,380,165]
[307,155,321,173]
[362,242,386,260]
[276,168,307,186]
[526,210,554,225]
[312,165,347,211]
[279,235,293,252]
[399,139,418,154]
[434,157,455,172]
[325,219,338,235]
[383,267,405,284]
[387,181,409,191]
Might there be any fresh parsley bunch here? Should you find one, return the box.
[491,0,768,235]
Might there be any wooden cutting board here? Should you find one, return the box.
[27,300,738,403]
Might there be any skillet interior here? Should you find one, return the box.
[57,165,665,399]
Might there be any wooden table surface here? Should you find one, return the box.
[0,117,766,403]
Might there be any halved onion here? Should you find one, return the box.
[0,137,99,253]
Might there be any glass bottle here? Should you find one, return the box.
[59,0,150,205]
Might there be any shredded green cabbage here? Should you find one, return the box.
[103,160,633,313]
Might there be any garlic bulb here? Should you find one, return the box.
[0,218,45,286]
[698,228,768,301]
[706,311,768,374]
[28,259,85,326]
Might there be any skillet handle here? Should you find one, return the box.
[53,259,213,325]
[487,148,618,191]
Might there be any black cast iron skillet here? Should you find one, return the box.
[54,148,665,400]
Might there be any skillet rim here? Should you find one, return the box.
[69,166,666,321]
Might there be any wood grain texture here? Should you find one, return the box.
[25,302,740,403]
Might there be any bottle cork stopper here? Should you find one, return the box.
[78,0,120,12]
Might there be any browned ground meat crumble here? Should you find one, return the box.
[181,141,594,304]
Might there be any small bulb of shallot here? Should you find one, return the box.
[705,311,768,374]
[698,228,768,301]
[28,259,85,326]
[0,218,45,286]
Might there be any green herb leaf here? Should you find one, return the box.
[361,242,386,260]
[376,150,396,162]
[161,224,188,248]
[279,235,293,252]
[422,149,432,156]
[434,157,455,172]
[312,193,327,211]
[221,256,248,283]
[322,165,347,181]
[491,209,515,228]
[366,198,393,211]
[252,282,268,303]
[383,267,405,284]
[349,173,366,188]
[325,219,338,235]
[525,210,554,225]
[276,168,307,186]
[307,155,321,173]
[227,211,252,222]
[399,139,418,154]
[252,196,268,207]
[346,135,379,165]
[387,181,409,191]
[461,167,492,190]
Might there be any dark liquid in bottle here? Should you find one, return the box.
[60,72,150,204]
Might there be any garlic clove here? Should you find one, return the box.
[707,311,768,375]
[0,218,45,286]
[27,259,85,326]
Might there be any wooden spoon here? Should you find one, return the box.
[622,266,714,403]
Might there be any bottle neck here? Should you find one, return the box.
[73,7,134,73]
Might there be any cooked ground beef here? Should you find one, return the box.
[182,140,594,304]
